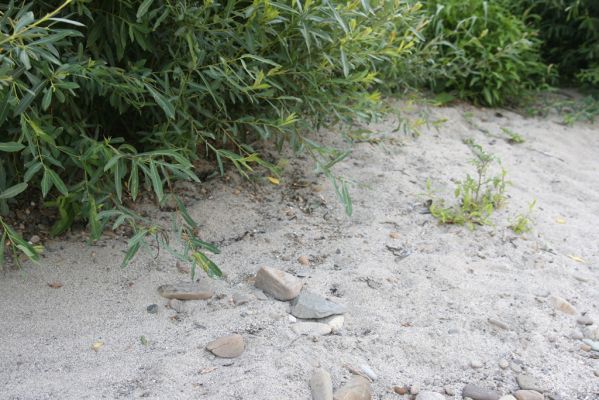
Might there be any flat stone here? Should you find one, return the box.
[291,322,332,336]
[499,396,517,400]
[168,298,187,313]
[594,369,599,377]
[359,364,377,381]
[514,390,543,400]
[206,334,245,358]
[488,318,509,330]
[333,375,371,400]
[232,292,252,306]
[551,296,577,315]
[310,368,333,400]
[516,375,544,392]
[416,391,445,400]
[582,338,599,351]
[325,315,345,333]
[577,316,594,325]
[290,292,347,319]
[254,266,303,301]
[571,330,584,340]
[158,281,213,300]
[462,384,500,400]
[583,326,599,340]
[254,290,268,300]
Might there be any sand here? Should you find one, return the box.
[1,101,598,399]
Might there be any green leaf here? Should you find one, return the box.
[0,183,28,200]
[192,251,223,278]
[122,240,141,267]
[136,0,154,20]
[149,161,163,202]
[145,84,175,119]
[0,230,6,268]
[175,196,197,229]
[46,169,68,196]
[0,142,25,152]
[88,195,102,241]
[41,169,52,197]
[189,237,220,254]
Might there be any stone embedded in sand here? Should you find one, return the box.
[232,292,252,306]
[291,322,332,336]
[470,359,483,369]
[499,396,517,400]
[462,384,500,400]
[298,256,310,266]
[146,304,158,314]
[254,266,303,301]
[499,359,509,369]
[333,375,371,400]
[393,386,408,395]
[514,390,543,400]
[416,392,445,400]
[582,338,599,351]
[206,334,245,358]
[290,292,347,319]
[310,368,333,400]
[551,296,576,315]
[324,315,345,333]
[516,375,544,392]
[577,315,594,325]
[158,281,213,300]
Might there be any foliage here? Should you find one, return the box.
[510,200,536,234]
[0,0,427,269]
[500,127,525,144]
[423,0,550,106]
[428,140,507,229]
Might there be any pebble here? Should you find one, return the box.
[583,326,599,340]
[594,369,599,377]
[462,384,500,400]
[290,292,347,319]
[488,318,509,330]
[232,292,252,306]
[582,338,599,351]
[444,385,455,396]
[291,322,332,336]
[298,256,310,266]
[499,396,517,400]
[514,390,543,400]
[254,266,303,301]
[516,374,544,392]
[310,368,333,400]
[577,316,594,326]
[410,383,420,395]
[158,281,213,300]
[581,344,592,352]
[146,304,158,314]
[205,334,245,358]
[389,232,401,239]
[325,315,345,333]
[551,296,577,315]
[168,298,186,313]
[289,315,297,323]
[393,386,407,395]
[415,391,444,400]
[510,363,523,373]
[499,359,509,369]
[359,364,377,381]
[333,375,371,400]
[470,359,483,369]
[254,290,268,301]
[571,330,584,340]
[29,235,40,244]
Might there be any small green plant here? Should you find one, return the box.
[510,200,536,234]
[500,127,526,144]
[428,140,507,228]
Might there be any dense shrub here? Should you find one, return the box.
[0,0,426,268]
[505,0,599,87]
[422,0,549,106]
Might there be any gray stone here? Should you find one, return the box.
[514,390,543,400]
[594,369,599,377]
[254,266,303,301]
[359,364,377,381]
[582,338,599,351]
[158,281,213,300]
[415,391,445,400]
[146,304,158,314]
[325,315,345,333]
[488,318,509,330]
[206,334,245,358]
[577,316,594,325]
[499,396,517,400]
[499,359,509,369]
[168,298,186,313]
[583,326,599,340]
[571,330,584,340]
[290,292,347,319]
[333,375,371,400]
[232,292,252,306]
[462,384,500,400]
[516,375,544,392]
[551,296,577,315]
[310,368,333,400]
[254,290,268,300]
[444,385,455,396]
[470,359,483,369]
[291,322,332,336]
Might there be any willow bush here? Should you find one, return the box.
[0,0,427,270]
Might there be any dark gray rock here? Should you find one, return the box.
[146,304,158,314]
[290,292,347,319]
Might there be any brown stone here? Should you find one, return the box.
[514,390,543,400]
[333,375,371,400]
[158,281,213,300]
[254,266,303,301]
[551,296,577,315]
[206,334,245,358]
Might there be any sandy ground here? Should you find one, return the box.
[1,101,598,400]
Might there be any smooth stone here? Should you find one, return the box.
[499,359,509,369]
[444,385,455,395]
[488,318,509,330]
[577,316,594,325]
[359,364,377,381]
[510,363,523,373]
[583,326,599,340]
[290,292,347,319]
[581,344,592,352]
[254,266,303,301]
[310,368,333,400]
[233,292,252,306]
[499,396,517,400]
[325,315,345,333]
[410,384,420,395]
[291,322,332,336]
[514,390,543,400]
[158,281,213,300]
[168,298,186,313]
[571,330,584,340]
[254,290,268,300]
[582,338,599,351]
[551,296,577,315]
[298,255,310,266]
[516,375,544,392]
[206,334,245,358]
[416,391,445,400]
[594,369,599,377]
[470,359,483,369]
[333,375,371,400]
[146,304,158,314]
[462,384,500,400]
[393,386,407,395]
